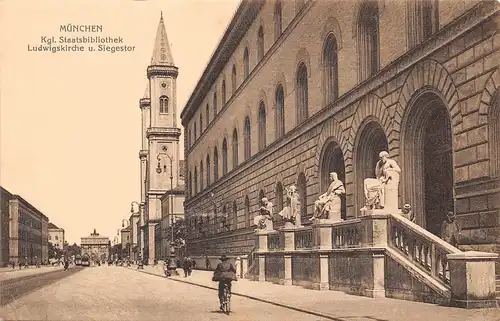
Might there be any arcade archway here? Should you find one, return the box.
[319,140,346,219]
[402,91,453,236]
[354,119,389,214]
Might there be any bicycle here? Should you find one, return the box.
[221,282,231,314]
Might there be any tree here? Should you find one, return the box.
[48,243,63,259]
[66,243,81,257]
[166,218,187,248]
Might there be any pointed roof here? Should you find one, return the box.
[150,11,175,66]
[143,82,150,99]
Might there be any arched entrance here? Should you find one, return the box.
[319,140,346,219]
[355,119,389,214]
[402,91,453,236]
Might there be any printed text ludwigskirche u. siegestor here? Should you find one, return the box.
[28,36,135,53]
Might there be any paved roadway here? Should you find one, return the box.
[0,265,334,321]
[1,267,83,307]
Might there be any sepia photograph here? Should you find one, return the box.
[0,0,499,320]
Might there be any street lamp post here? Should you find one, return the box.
[156,147,177,275]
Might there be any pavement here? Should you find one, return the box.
[0,264,337,321]
[130,264,500,321]
[0,265,65,281]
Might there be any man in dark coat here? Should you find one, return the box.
[182,257,191,277]
[212,255,237,311]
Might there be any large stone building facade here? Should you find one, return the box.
[0,187,13,266]
[81,229,110,262]
[48,222,65,250]
[7,194,49,265]
[137,13,184,264]
[181,0,500,267]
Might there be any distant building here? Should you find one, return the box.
[8,194,49,265]
[0,187,13,266]
[48,222,65,251]
[120,227,131,258]
[81,229,110,262]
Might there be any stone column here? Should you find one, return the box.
[319,253,329,290]
[255,230,269,282]
[148,223,156,265]
[281,227,296,286]
[359,212,389,298]
[447,251,499,309]
[258,253,266,282]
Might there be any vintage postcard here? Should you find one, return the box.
[0,0,499,320]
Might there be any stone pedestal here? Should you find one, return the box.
[365,252,385,298]
[258,253,266,282]
[312,223,333,250]
[284,254,292,285]
[447,251,499,309]
[280,227,297,286]
[358,210,389,247]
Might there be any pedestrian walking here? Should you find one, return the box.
[205,256,211,270]
[182,257,191,277]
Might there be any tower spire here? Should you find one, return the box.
[150,12,174,66]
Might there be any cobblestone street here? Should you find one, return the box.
[0,265,498,321]
[0,265,332,321]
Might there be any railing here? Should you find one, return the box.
[388,214,460,285]
[295,228,313,249]
[332,220,362,248]
[267,233,281,250]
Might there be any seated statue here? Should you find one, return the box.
[254,198,274,231]
[311,172,345,221]
[278,185,302,227]
[363,151,401,211]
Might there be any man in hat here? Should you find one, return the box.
[441,211,461,247]
[212,255,237,312]
[401,204,415,222]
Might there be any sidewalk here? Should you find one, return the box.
[0,265,64,281]
[129,265,499,321]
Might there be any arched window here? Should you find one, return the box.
[232,129,239,168]
[244,196,250,227]
[357,0,380,81]
[323,34,339,105]
[490,90,500,177]
[232,65,237,94]
[222,205,227,230]
[194,122,197,141]
[296,63,309,124]
[244,116,251,160]
[232,200,238,230]
[275,84,285,139]
[274,0,282,41]
[257,26,264,61]
[188,129,192,148]
[243,47,250,78]
[222,138,228,175]
[206,104,210,127]
[194,166,198,194]
[407,0,439,48]
[159,95,169,114]
[199,114,203,135]
[297,172,307,218]
[275,182,284,213]
[214,146,219,181]
[189,171,192,197]
[222,80,226,105]
[206,154,211,186]
[258,102,267,151]
[200,160,204,191]
[213,92,218,116]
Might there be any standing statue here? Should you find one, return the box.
[254,198,274,231]
[278,185,302,227]
[311,172,345,222]
[363,151,401,211]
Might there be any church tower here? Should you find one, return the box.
[142,12,181,265]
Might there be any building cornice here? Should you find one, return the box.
[139,98,151,109]
[147,65,179,79]
[146,127,181,139]
[180,0,264,123]
[185,0,499,207]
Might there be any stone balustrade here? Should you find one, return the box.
[249,210,499,308]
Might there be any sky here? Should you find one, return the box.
[0,0,240,244]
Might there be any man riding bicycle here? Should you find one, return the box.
[212,255,237,312]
